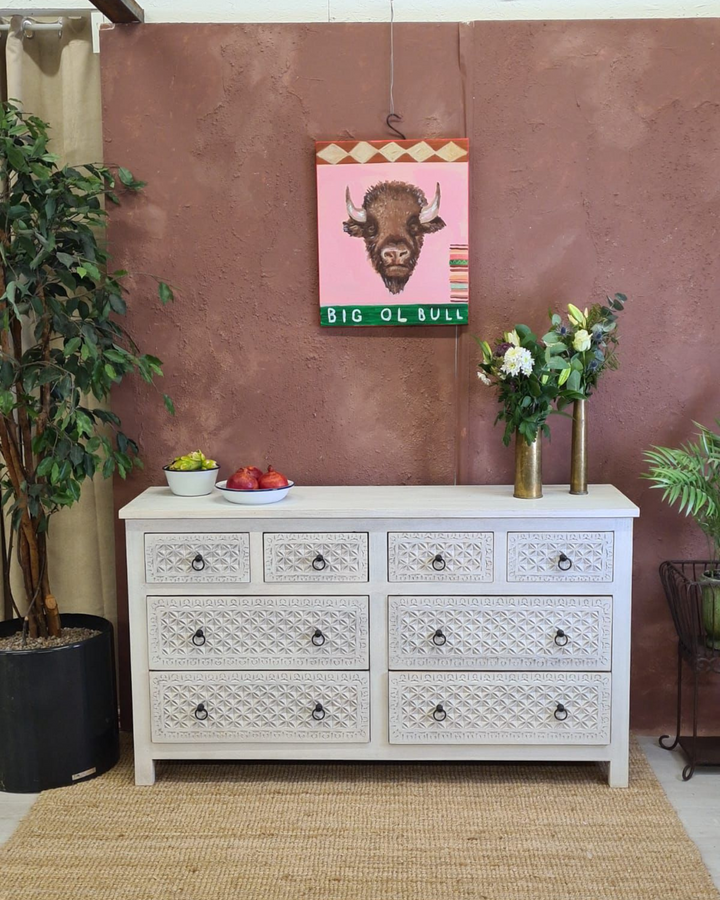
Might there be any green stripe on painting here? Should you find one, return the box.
[321,304,468,327]
[449,259,469,266]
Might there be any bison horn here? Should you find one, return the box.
[345,187,367,224]
[419,182,441,224]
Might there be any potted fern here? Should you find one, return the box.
[0,102,173,791]
[644,420,720,648]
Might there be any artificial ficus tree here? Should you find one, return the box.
[0,101,173,639]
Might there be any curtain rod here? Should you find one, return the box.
[0,12,103,51]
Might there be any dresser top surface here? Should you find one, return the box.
[119,484,639,520]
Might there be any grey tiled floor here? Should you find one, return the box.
[1,739,718,891]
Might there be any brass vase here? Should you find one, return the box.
[570,399,588,495]
[514,433,542,499]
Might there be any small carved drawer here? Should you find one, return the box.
[388,672,611,745]
[145,533,250,584]
[150,671,370,743]
[507,531,614,582]
[388,595,612,671]
[388,532,494,582]
[264,532,369,583]
[147,595,369,670]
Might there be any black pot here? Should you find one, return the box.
[0,613,119,793]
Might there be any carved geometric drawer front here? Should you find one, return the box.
[147,596,369,670]
[507,532,614,582]
[264,533,368,583]
[389,672,611,744]
[145,533,250,584]
[388,596,612,671]
[150,671,370,743]
[388,532,494,583]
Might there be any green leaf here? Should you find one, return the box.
[158,282,174,305]
[163,393,175,416]
[117,166,134,186]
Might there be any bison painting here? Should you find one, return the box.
[343,180,446,295]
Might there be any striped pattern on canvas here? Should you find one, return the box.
[449,244,469,302]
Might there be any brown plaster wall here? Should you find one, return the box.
[102,20,720,731]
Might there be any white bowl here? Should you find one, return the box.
[215,480,294,505]
[163,466,219,497]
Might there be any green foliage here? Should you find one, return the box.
[644,420,720,560]
[0,101,173,539]
[476,325,561,447]
[541,294,628,406]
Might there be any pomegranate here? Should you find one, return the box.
[258,466,290,489]
[226,469,259,490]
[245,466,263,481]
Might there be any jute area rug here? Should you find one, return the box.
[1,738,717,900]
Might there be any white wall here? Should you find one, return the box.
[4,0,720,20]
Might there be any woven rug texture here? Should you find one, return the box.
[0,738,717,900]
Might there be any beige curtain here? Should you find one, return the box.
[1,16,117,628]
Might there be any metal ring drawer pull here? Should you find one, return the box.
[191,627,206,647]
[554,702,568,721]
[554,628,569,647]
[432,703,447,722]
[432,628,447,646]
[312,554,327,571]
[312,702,326,721]
[431,553,447,571]
[194,702,208,721]
[311,628,326,646]
[191,553,206,571]
[557,552,573,572]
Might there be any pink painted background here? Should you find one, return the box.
[317,161,469,307]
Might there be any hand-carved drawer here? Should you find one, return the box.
[145,533,250,584]
[150,671,370,743]
[388,672,611,744]
[507,532,614,582]
[388,596,612,671]
[264,532,368,583]
[147,596,369,670]
[388,532,494,583]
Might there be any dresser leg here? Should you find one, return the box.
[134,754,156,786]
[607,753,629,788]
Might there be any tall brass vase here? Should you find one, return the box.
[570,399,588,495]
[514,433,542,499]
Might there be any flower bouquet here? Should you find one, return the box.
[542,293,627,493]
[477,325,560,499]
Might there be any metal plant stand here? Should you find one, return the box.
[659,560,720,780]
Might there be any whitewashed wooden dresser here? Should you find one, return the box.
[119,485,638,786]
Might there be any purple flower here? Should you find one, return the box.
[495,342,512,357]
[557,325,569,337]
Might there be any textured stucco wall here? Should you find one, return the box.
[102,20,720,732]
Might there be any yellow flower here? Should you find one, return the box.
[573,329,591,352]
[567,304,587,328]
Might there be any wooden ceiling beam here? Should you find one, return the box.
[89,0,144,23]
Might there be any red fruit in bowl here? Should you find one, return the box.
[227,469,259,490]
[245,466,263,481]
[258,466,290,489]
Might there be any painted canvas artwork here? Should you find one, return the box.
[316,139,469,327]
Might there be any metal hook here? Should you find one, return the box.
[386,113,406,141]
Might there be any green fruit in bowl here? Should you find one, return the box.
[167,450,217,471]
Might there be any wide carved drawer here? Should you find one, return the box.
[389,672,611,745]
[388,596,612,671]
[150,671,370,743]
[507,531,614,582]
[147,595,369,669]
[264,532,369,583]
[145,533,250,584]
[388,532,494,583]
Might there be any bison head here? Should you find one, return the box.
[343,180,446,295]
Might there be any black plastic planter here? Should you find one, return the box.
[0,613,119,793]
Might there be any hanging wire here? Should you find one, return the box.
[386,0,406,140]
